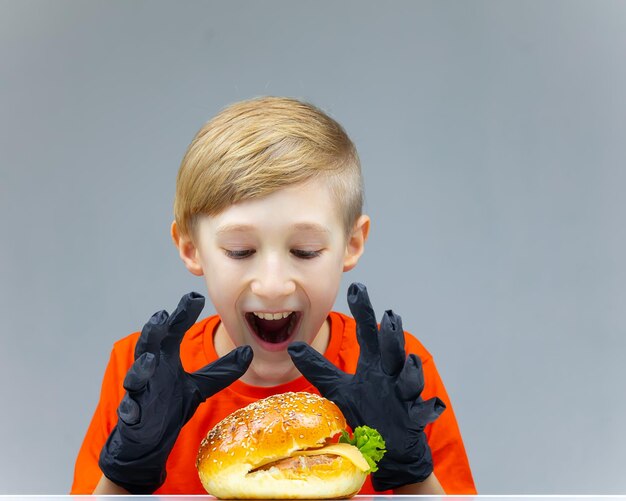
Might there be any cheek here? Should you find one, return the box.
[202,266,246,343]
[304,255,344,306]
[201,259,244,312]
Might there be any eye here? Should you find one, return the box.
[224,249,255,259]
[291,249,323,259]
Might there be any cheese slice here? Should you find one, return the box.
[294,443,369,472]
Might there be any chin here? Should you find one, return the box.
[197,392,369,499]
[245,357,301,386]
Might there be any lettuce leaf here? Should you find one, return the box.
[339,425,386,473]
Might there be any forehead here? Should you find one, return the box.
[201,179,343,237]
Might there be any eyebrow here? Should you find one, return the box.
[215,222,331,235]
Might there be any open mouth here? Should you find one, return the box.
[244,311,302,345]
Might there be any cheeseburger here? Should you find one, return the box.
[196,392,385,499]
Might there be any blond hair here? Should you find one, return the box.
[174,96,363,240]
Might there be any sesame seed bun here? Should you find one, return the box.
[196,392,367,499]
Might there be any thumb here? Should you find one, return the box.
[410,396,446,426]
[288,342,347,396]
[189,345,253,399]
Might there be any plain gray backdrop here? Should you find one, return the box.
[1,0,625,494]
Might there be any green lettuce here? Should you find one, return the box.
[339,425,386,473]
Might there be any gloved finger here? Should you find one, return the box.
[379,310,405,376]
[347,283,380,364]
[123,352,157,393]
[118,393,141,426]
[410,396,446,425]
[134,309,169,360]
[396,354,425,401]
[161,292,205,354]
[189,345,253,399]
[288,341,347,396]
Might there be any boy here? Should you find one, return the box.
[71,96,476,495]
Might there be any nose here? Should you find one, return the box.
[250,254,296,299]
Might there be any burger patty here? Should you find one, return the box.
[250,454,338,473]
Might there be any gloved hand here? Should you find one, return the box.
[99,292,253,494]
[288,282,446,491]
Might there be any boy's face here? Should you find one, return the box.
[175,178,368,385]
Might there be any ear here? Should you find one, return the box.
[343,214,370,272]
[171,221,204,276]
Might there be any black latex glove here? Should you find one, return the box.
[288,282,446,491]
[98,292,253,494]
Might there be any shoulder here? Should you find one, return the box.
[112,330,140,353]
[329,311,433,364]
[109,315,218,364]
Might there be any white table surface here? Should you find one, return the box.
[6,496,626,500]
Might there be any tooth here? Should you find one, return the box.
[252,311,293,320]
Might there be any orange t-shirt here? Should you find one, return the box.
[71,311,476,494]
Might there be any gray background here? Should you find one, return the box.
[1,0,625,494]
